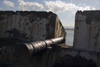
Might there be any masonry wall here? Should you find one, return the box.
[1,10,99,67]
[52,11,100,67]
[0,11,66,67]
[74,11,100,51]
[0,11,66,43]
[73,11,100,67]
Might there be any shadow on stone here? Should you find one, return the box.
[52,54,97,67]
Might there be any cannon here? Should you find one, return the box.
[0,37,65,62]
[15,37,65,56]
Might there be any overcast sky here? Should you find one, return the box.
[0,0,99,28]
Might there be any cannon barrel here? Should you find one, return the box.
[0,37,65,62]
[15,37,65,57]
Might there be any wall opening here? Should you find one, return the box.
[65,29,74,46]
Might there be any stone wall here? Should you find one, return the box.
[1,10,100,67]
[52,11,100,67]
[0,11,66,43]
[68,11,100,67]
[0,11,66,67]
[74,11,100,51]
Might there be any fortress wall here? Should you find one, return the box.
[0,11,66,67]
[0,10,99,67]
[52,11,100,67]
[72,11,100,67]
[74,11,100,51]
[0,11,66,43]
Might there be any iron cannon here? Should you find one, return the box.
[15,37,65,56]
[0,37,65,63]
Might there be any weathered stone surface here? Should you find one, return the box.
[72,10,100,67]
[53,54,96,67]
[74,11,100,51]
[0,11,66,67]
[1,10,100,67]
[0,11,66,43]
